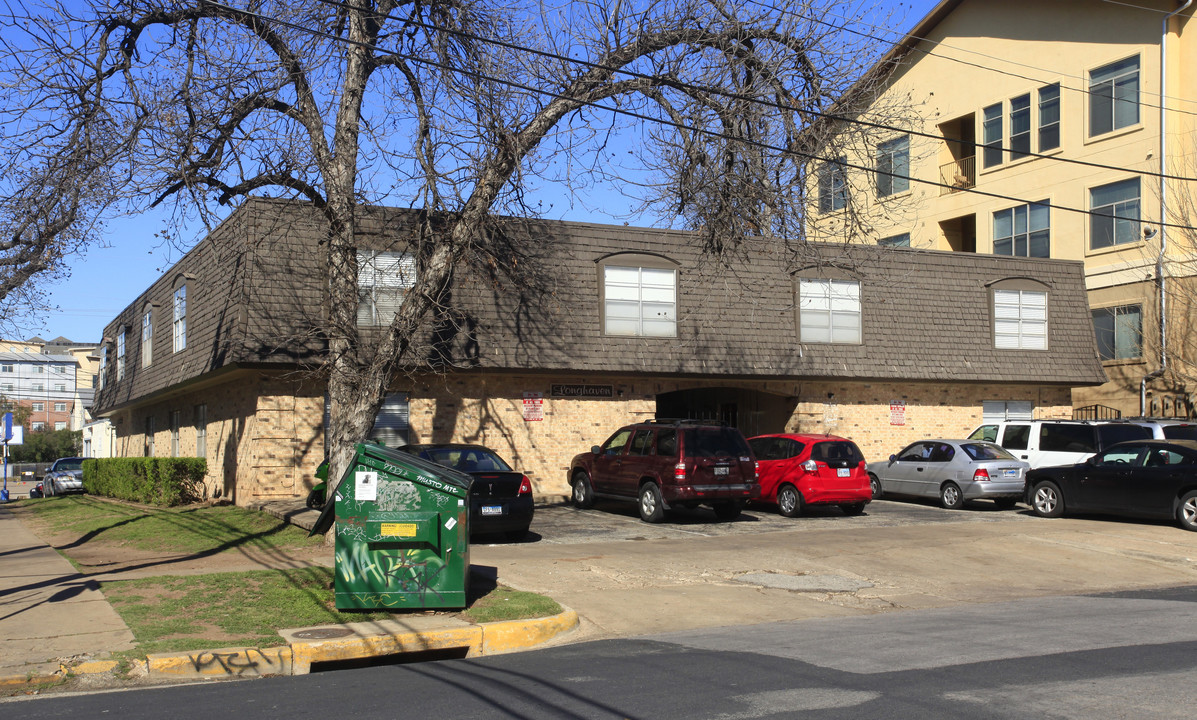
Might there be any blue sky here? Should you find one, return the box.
[27,0,941,344]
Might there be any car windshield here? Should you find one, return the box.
[55,458,84,471]
[961,443,1016,461]
[421,447,512,472]
[683,427,750,458]
[1163,425,1197,441]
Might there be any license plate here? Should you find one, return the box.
[481,505,503,516]
[837,468,850,477]
[714,466,729,476]
[1003,468,1018,478]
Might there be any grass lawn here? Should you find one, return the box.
[19,495,323,555]
[18,496,563,660]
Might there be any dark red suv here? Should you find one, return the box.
[568,420,760,523]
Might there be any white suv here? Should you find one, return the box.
[967,420,1152,469]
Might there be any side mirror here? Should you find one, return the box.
[591,445,601,455]
[1085,455,1098,466]
[889,454,897,465]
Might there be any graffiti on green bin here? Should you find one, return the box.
[336,542,448,604]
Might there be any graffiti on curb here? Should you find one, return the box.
[188,648,288,676]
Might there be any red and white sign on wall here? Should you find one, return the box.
[890,400,906,426]
[522,392,544,422]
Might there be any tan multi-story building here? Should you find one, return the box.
[807,0,1197,419]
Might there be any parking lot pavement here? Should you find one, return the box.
[474,497,1034,547]
[470,498,1197,642]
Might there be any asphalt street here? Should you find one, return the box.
[5,587,1196,719]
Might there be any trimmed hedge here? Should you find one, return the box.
[82,458,209,506]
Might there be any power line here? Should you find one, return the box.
[189,0,1197,234]
[299,0,1197,184]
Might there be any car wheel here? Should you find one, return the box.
[994,498,1018,510]
[1031,481,1064,518]
[777,484,802,518]
[869,473,882,500]
[940,482,964,510]
[1177,491,1197,532]
[638,482,665,523]
[839,502,866,516]
[713,501,742,521]
[305,488,325,511]
[45,480,54,497]
[571,471,595,510]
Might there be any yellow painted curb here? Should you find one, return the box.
[0,673,53,688]
[147,646,293,679]
[290,625,482,674]
[71,660,119,675]
[477,609,579,656]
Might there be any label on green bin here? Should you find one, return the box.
[379,522,417,538]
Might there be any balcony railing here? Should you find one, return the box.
[939,155,975,195]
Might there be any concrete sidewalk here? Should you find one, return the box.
[0,504,136,680]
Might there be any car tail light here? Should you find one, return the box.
[753,461,759,479]
[802,459,817,473]
[674,462,687,480]
[518,476,533,496]
[973,468,990,482]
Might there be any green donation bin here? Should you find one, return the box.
[316,441,472,610]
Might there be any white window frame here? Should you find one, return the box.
[171,409,181,457]
[173,285,187,352]
[142,309,153,367]
[54,421,66,431]
[994,289,1047,350]
[876,136,909,197]
[0,364,11,373]
[117,331,126,380]
[32,402,44,412]
[54,383,65,392]
[54,402,67,412]
[993,202,1050,258]
[32,421,45,431]
[195,404,207,459]
[818,157,848,212]
[98,349,107,390]
[1038,83,1061,151]
[879,233,911,247]
[799,279,862,344]
[1089,56,1140,137]
[145,415,155,457]
[1092,304,1142,361]
[357,250,416,326]
[1090,178,1141,250]
[602,265,678,338]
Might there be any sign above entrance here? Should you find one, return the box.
[550,384,614,398]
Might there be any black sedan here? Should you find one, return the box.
[400,444,535,542]
[1026,439,1197,531]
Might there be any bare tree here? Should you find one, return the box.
[5,0,905,508]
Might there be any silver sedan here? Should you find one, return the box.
[867,439,1029,509]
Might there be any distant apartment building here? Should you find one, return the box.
[0,336,99,432]
[805,0,1197,419]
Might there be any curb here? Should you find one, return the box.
[146,608,579,680]
[0,608,579,688]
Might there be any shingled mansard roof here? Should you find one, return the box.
[92,198,1105,416]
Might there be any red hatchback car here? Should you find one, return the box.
[747,433,872,517]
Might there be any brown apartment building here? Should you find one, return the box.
[91,198,1105,505]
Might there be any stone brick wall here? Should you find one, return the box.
[108,370,325,503]
[108,369,1074,506]
[402,373,1073,500]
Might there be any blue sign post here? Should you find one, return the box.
[1,412,11,503]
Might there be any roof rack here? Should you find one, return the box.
[643,418,730,426]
